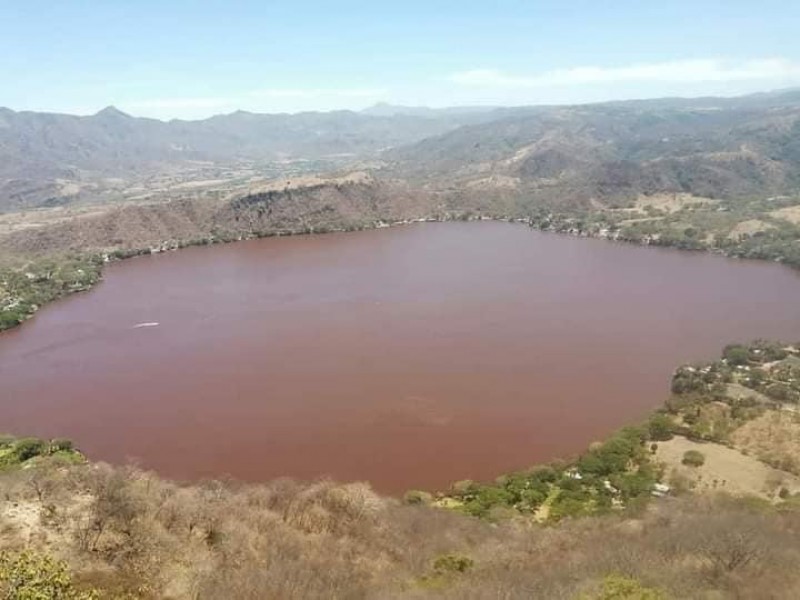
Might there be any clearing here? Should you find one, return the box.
[655,436,800,500]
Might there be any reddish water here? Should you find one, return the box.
[1,222,800,493]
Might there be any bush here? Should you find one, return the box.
[682,450,705,467]
[13,438,46,462]
[462,485,514,518]
[0,550,98,599]
[403,490,433,505]
[49,438,75,452]
[588,574,665,599]
[432,554,473,575]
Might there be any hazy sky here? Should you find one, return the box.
[2,0,800,119]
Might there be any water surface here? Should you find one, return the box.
[2,222,799,493]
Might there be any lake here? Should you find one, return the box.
[2,221,800,493]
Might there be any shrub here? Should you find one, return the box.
[403,490,433,505]
[462,486,514,518]
[587,574,665,599]
[13,438,46,462]
[450,479,477,496]
[765,383,792,401]
[49,438,74,452]
[682,450,706,467]
[432,554,473,575]
[0,550,98,599]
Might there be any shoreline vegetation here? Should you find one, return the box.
[406,340,800,521]
[2,341,800,598]
[2,187,800,333]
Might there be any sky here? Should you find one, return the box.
[2,0,800,120]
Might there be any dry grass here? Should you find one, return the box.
[732,410,800,475]
[727,219,775,239]
[632,193,718,214]
[769,204,800,225]
[3,459,800,598]
[0,205,114,236]
[725,383,771,403]
[655,436,800,500]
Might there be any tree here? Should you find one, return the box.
[648,414,675,441]
[12,438,46,462]
[723,344,749,366]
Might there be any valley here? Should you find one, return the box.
[3,89,800,599]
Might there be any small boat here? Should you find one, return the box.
[133,322,160,329]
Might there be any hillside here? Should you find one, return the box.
[1,90,796,290]
[0,174,429,258]
[386,91,800,212]
[0,106,493,212]
[7,89,800,216]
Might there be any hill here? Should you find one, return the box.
[0,105,489,212]
[7,89,800,215]
[385,90,800,213]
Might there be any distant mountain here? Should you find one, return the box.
[4,89,800,213]
[0,105,476,174]
[385,89,800,211]
[0,106,479,211]
[361,102,500,118]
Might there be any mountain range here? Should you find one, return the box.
[3,88,800,213]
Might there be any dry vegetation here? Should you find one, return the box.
[0,175,430,259]
[3,460,800,599]
[770,205,800,225]
[733,410,800,475]
[630,193,719,215]
[655,436,800,499]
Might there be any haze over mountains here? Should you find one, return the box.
[2,88,800,213]
[0,104,494,211]
[389,89,800,210]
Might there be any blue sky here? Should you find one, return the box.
[2,0,800,119]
